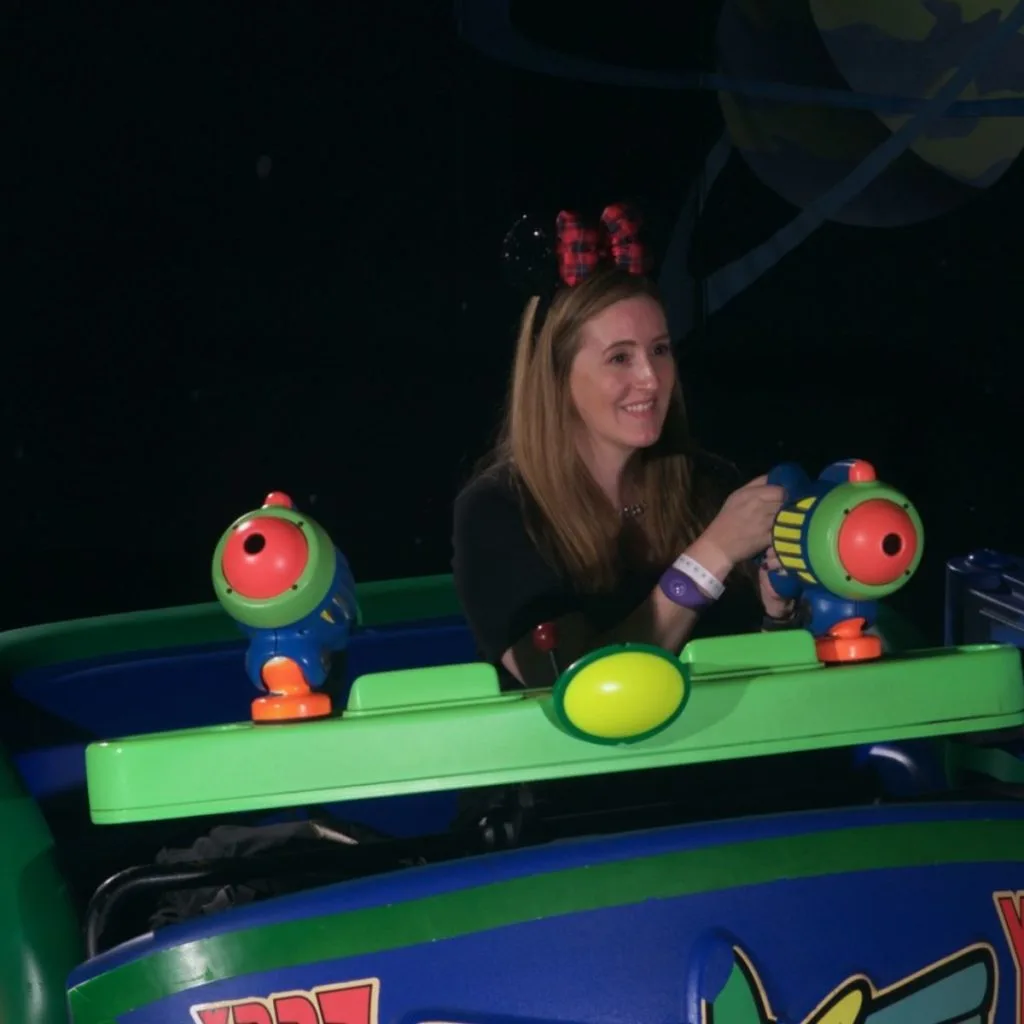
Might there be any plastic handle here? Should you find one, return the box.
[766,462,802,496]
[760,462,805,566]
[531,622,558,654]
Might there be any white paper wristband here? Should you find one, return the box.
[671,553,726,600]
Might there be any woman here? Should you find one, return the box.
[453,212,798,690]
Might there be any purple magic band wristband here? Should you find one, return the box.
[659,566,716,609]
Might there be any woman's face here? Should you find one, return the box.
[568,294,676,458]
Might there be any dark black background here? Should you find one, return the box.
[5,1,1022,640]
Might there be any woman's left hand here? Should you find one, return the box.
[759,547,796,621]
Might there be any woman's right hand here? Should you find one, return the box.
[701,474,786,566]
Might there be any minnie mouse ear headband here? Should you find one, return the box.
[554,202,649,286]
[500,201,651,332]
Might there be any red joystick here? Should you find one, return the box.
[532,622,557,652]
[531,622,561,683]
[221,517,310,599]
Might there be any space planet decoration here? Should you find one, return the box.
[463,0,1024,340]
[717,0,1024,228]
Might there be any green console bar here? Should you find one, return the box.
[85,632,1024,825]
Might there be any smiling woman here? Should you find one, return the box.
[452,209,796,689]
[570,295,674,470]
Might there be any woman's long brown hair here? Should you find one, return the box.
[485,267,722,591]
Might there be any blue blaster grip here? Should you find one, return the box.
[762,463,810,599]
[766,461,807,499]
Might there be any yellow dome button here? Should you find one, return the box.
[553,644,690,744]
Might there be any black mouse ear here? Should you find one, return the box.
[500,211,556,298]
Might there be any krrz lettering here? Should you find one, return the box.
[190,978,379,1024]
[995,891,1024,1023]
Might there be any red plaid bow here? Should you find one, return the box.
[554,203,647,287]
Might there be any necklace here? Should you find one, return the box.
[621,501,647,519]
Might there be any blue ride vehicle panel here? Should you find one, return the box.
[66,803,1024,1024]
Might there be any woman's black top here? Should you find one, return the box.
[452,462,761,682]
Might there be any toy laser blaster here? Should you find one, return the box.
[765,459,923,663]
[212,491,360,723]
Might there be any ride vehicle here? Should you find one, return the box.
[4,461,1024,1024]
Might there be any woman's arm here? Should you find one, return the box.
[458,470,783,689]
[500,476,784,687]
[454,474,584,687]
[500,532,732,686]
